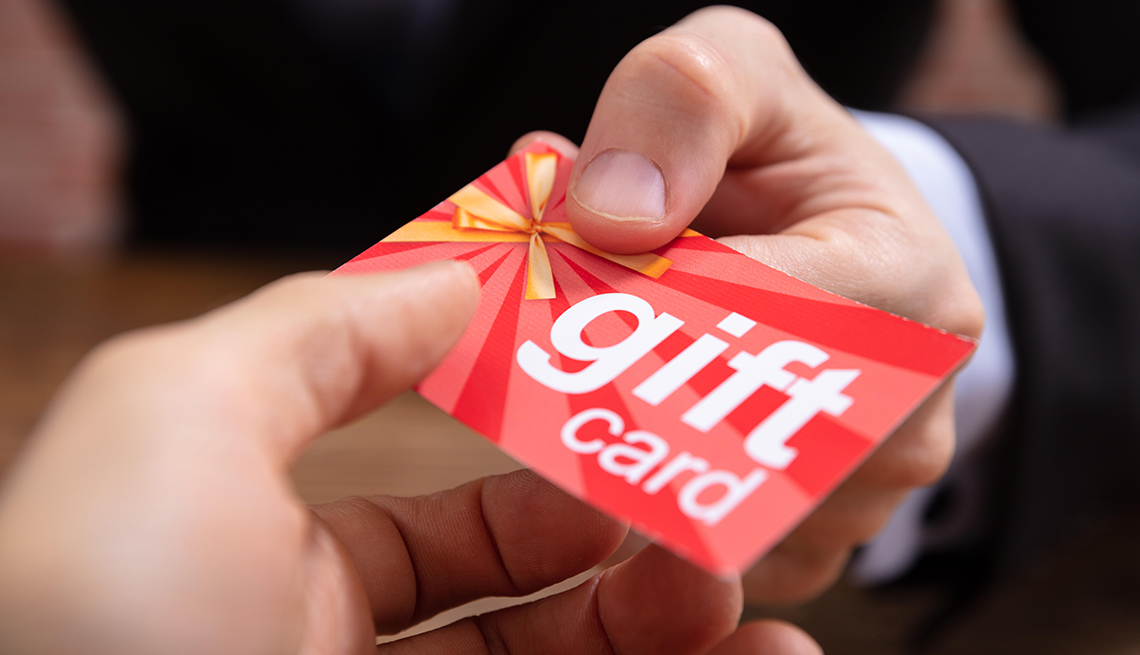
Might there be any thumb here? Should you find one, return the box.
[565,7,805,254]
[39,260,480,467]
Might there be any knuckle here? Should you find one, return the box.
[791,552,850,602]
[793,491,903,547]
[954,284,987,340]
[926,428,958,484]
[80,326,180,381]
[626,30,739,121]
[249,271,329,310]
[914,243,986,340]
[744,542,851,605]
[925,268,985,340]
[851,387,957,490]
[79,322,248,412]
[324,494,381,517]
[885,420,956,488]
[317,495,400,530]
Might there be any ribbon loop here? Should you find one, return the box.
[387,149,674,300]
[526,152,557,223]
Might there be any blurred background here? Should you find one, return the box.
[2,0,1139,652]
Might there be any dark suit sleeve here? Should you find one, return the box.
[926,111,1140,573]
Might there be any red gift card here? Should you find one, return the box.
[333,141,975,577]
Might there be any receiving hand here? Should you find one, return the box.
[0,262,818,654]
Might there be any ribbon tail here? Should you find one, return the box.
[543,224,673,279]
[525,232,557,300]
[384,220,529,243]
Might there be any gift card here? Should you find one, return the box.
[333,141,976,577]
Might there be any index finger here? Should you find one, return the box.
[310,469,627,634]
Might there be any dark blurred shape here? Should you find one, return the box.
[0,0,124,253]
[896,0,1064,122]
[1012,0,1140,119]
[55,0,936,257]
[934,108,1140,592]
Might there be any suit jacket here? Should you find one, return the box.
[928,109,1140,576]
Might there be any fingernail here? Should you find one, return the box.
[573,150,666,220]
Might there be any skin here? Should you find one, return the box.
[0,5,982,653]
[518,6,983,603]
[0,262,819,655]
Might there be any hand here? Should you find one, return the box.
[0,261,819,654]
[515,6,985,604]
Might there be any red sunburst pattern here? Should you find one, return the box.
[332,141,976,576]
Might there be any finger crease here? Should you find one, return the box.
[368,500,420,629]
[476,482,522,596]
[473,614,511,655]
[589,573,621,655]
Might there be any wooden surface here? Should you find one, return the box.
[0,249,526,494]
[3,250,1139,654]
[0,249,541,641]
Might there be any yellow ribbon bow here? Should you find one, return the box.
[384,151,675,299]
